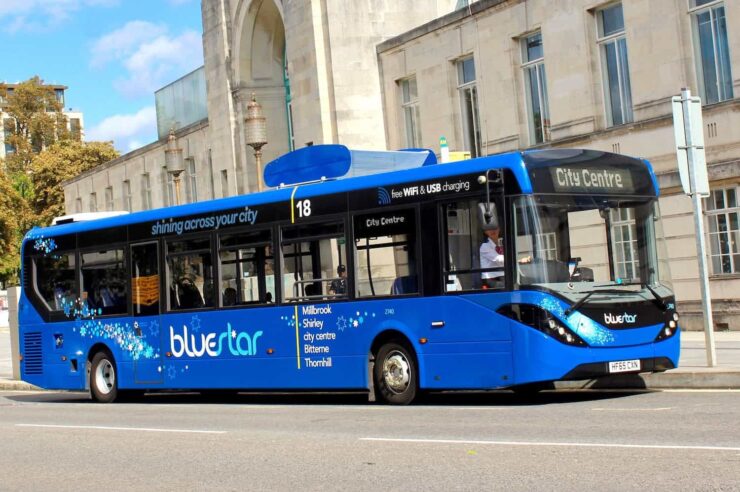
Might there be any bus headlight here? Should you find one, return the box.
[655,311,680,341]
[497,304,587,347]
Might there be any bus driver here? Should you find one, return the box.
[480,225,505,288]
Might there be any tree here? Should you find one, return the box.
[30,140,119,226]
[1,77,73,175]
[0,168,29,285]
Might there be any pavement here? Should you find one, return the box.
[1,325,739,392]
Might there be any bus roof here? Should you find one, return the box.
[25,148,656,241]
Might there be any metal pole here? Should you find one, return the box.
[681,88,716,367]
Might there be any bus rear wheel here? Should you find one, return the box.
[90,351,118,403]
[374,342,418,405]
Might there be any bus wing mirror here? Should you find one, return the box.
[478,202,499,231]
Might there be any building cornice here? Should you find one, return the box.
[62,117,209,186]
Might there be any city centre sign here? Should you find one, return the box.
[550,166,634,193]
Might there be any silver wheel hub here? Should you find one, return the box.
[382,351,410,394]
[95,359,115,395]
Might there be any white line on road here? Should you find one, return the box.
[15,424,226,434]
[360,437,740,452]
[591,407,672,411]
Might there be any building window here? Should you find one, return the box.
[597,3,633,126]
[400,77,422,148]
[104,186,114,211]
[70,118,81,140]
[3,118,15,155]
[89,192,98,212]
[220,169,229,198]
[163,167,175,206]
[521,32,551,144]
[122,180,132,212]
[705,186,739,274]
[610,208,639,280]
[75,197,82,213]
[186,157,198,203]
[141,173,152,210]
[457,57,482,157]
[690,1,733,104]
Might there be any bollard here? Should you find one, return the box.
[8,286,20,380]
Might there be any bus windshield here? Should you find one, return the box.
[513,194,672,301]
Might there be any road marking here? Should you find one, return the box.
[16,424,226,434]
[360,437,740,452]
[591,407,672,411]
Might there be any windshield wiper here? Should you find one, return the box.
[642,282,668,312]
[564,288,636,317]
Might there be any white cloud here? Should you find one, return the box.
[0,0,119,32]
[91,21,203,98]
[86,106,157,152]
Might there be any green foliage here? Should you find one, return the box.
[0,169,29,285]
[1,76,71,175]
[30,140,119,226]
[0,77,118,285]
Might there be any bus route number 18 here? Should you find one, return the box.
[296,199,311,218]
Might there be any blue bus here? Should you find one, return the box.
[19,147,680,404]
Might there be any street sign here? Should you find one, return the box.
[672,88,717,367]
[671,93,709,196]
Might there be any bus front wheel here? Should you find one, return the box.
[90,351,118,403]
[374,342,418,405]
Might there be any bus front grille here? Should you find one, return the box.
[23,332,43,375]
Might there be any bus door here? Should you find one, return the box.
[130,242,164,384]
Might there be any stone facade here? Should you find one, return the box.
[63,0,740,329]
[377,0,740,329]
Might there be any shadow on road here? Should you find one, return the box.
[5,387,654,407]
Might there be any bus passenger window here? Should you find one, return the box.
[167,236,214,310]
[280,222,346,302]
[81,249,127,316]
[442,199,503,291]
[131,243,159,316]
[353,209,417,297]
[219,229,275,306]
[35,252,77,312]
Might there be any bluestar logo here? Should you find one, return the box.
[170,323,263,358]
[603,313,637,325]
[378,187,391,205]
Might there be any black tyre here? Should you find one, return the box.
[90,351,118,403]
[374,342,418,405]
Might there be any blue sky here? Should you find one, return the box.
[1,0,204,153]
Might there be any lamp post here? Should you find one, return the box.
[164,128,185,205]
[244,92,267,191]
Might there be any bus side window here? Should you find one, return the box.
[218,229,275,306]
[35,252,77,312]
[353,209,417,297]
[81,248,127,316]
[442,199,504,291]
[131,243,159,316]
[280,222,346,302]
[166,236,215,311]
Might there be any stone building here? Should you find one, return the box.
[1,83,84,159]
[63,0,739,329]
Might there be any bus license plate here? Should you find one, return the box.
[608,359,641,373]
